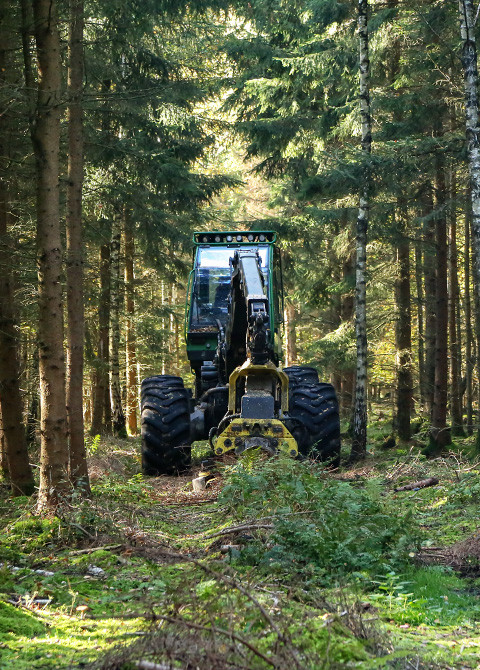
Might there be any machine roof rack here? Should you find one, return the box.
[193,231,276,244]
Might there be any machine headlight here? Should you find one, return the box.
[247,234,254,242]
[236,234,243,242]
[226,234,233,242]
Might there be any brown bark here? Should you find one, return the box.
[423,189,436,418]
[469,199,480,432]
[341,250,355,417]
[458,0,480,449]
[66,0,89,491]
[110,214,126,436]
[395,212,412,441]
[448,170,464,436]
[19,0,35,123]
[429,155,451,452]
[0,193,34,496]
[465,204,474,435]
[90,230,112,435]
[124,208,138,435]
[284,301,298,367]
[0,406,8,480]
[32,0,70,508]
[0,2,34,496]
[414,241,426,406]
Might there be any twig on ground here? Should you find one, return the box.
[69,544,123,555]
[198,522,273,539]
[66,521,96,540]
[128,539,302,670]
[154,614,276,668]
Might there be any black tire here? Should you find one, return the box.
[283,365,319,386]
[286,377,341,467]
[141,376,191,476]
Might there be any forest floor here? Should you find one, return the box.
[1,424,480,669]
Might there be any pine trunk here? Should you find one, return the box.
[423,191,436,418]
[32,0,69,509]
[284,301,298,367]
[351,0,371,460]
[395,219,412,441]
[341,251,355,418]
[0,195,34,496]
[90,230,111,435]
[0,3,34,495]
[458,0,480,448]
[110,215,126,437]
[66,0,89,491]
[465,205,474,435]
[429,156,451,452]
[470,206,480,434]
[0,406,8,480]
[448,171,464,436]
[414,241,426,407]
[124,208,137,435]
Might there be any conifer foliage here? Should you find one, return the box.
[2,0,480,503]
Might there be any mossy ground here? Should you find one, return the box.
[0,432,479,668]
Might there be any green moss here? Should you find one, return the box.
[0,602,46,637]
[2,436,480,669]
[6,517,64,552]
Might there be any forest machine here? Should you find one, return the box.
[140,231,340,475]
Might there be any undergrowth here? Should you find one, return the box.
[219,456,416,581]
[0,436,479,668]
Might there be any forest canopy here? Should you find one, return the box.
[1,0,480,499]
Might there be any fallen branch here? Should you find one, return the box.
[67,522,96,540]
[155,614,276,668]
[394,477,439,492]
[133,542,302,670]
[69,544,123,556]
[199,523,273,540]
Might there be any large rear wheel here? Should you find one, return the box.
[140,375,191,475]
[285,367,341,466]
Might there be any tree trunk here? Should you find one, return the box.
[458,0,480,449]
[395,212,412,441]
[448,169,464,436]
[161,280,166,375]
[351,0,371,461]
[0,196,34,496]
[32,0,69,509]
[110,214,126,437]
[341,250,355,418]
[414,241,426,407]
[0,406,8,481]
[19,0,35,123]
[124,207,138,435]
[66,0,89,491]
[429,155,451,452]
[469,200,480,438]
[284,300,298,367]
[423,190,436,418]
[90,229,112,435]
[465,203,474,435]
[0,1,35,496]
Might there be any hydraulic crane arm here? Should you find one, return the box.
[224,249,273,374]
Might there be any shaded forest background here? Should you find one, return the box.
[1,0,480,505]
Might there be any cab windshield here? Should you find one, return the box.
[189,246,269,331]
